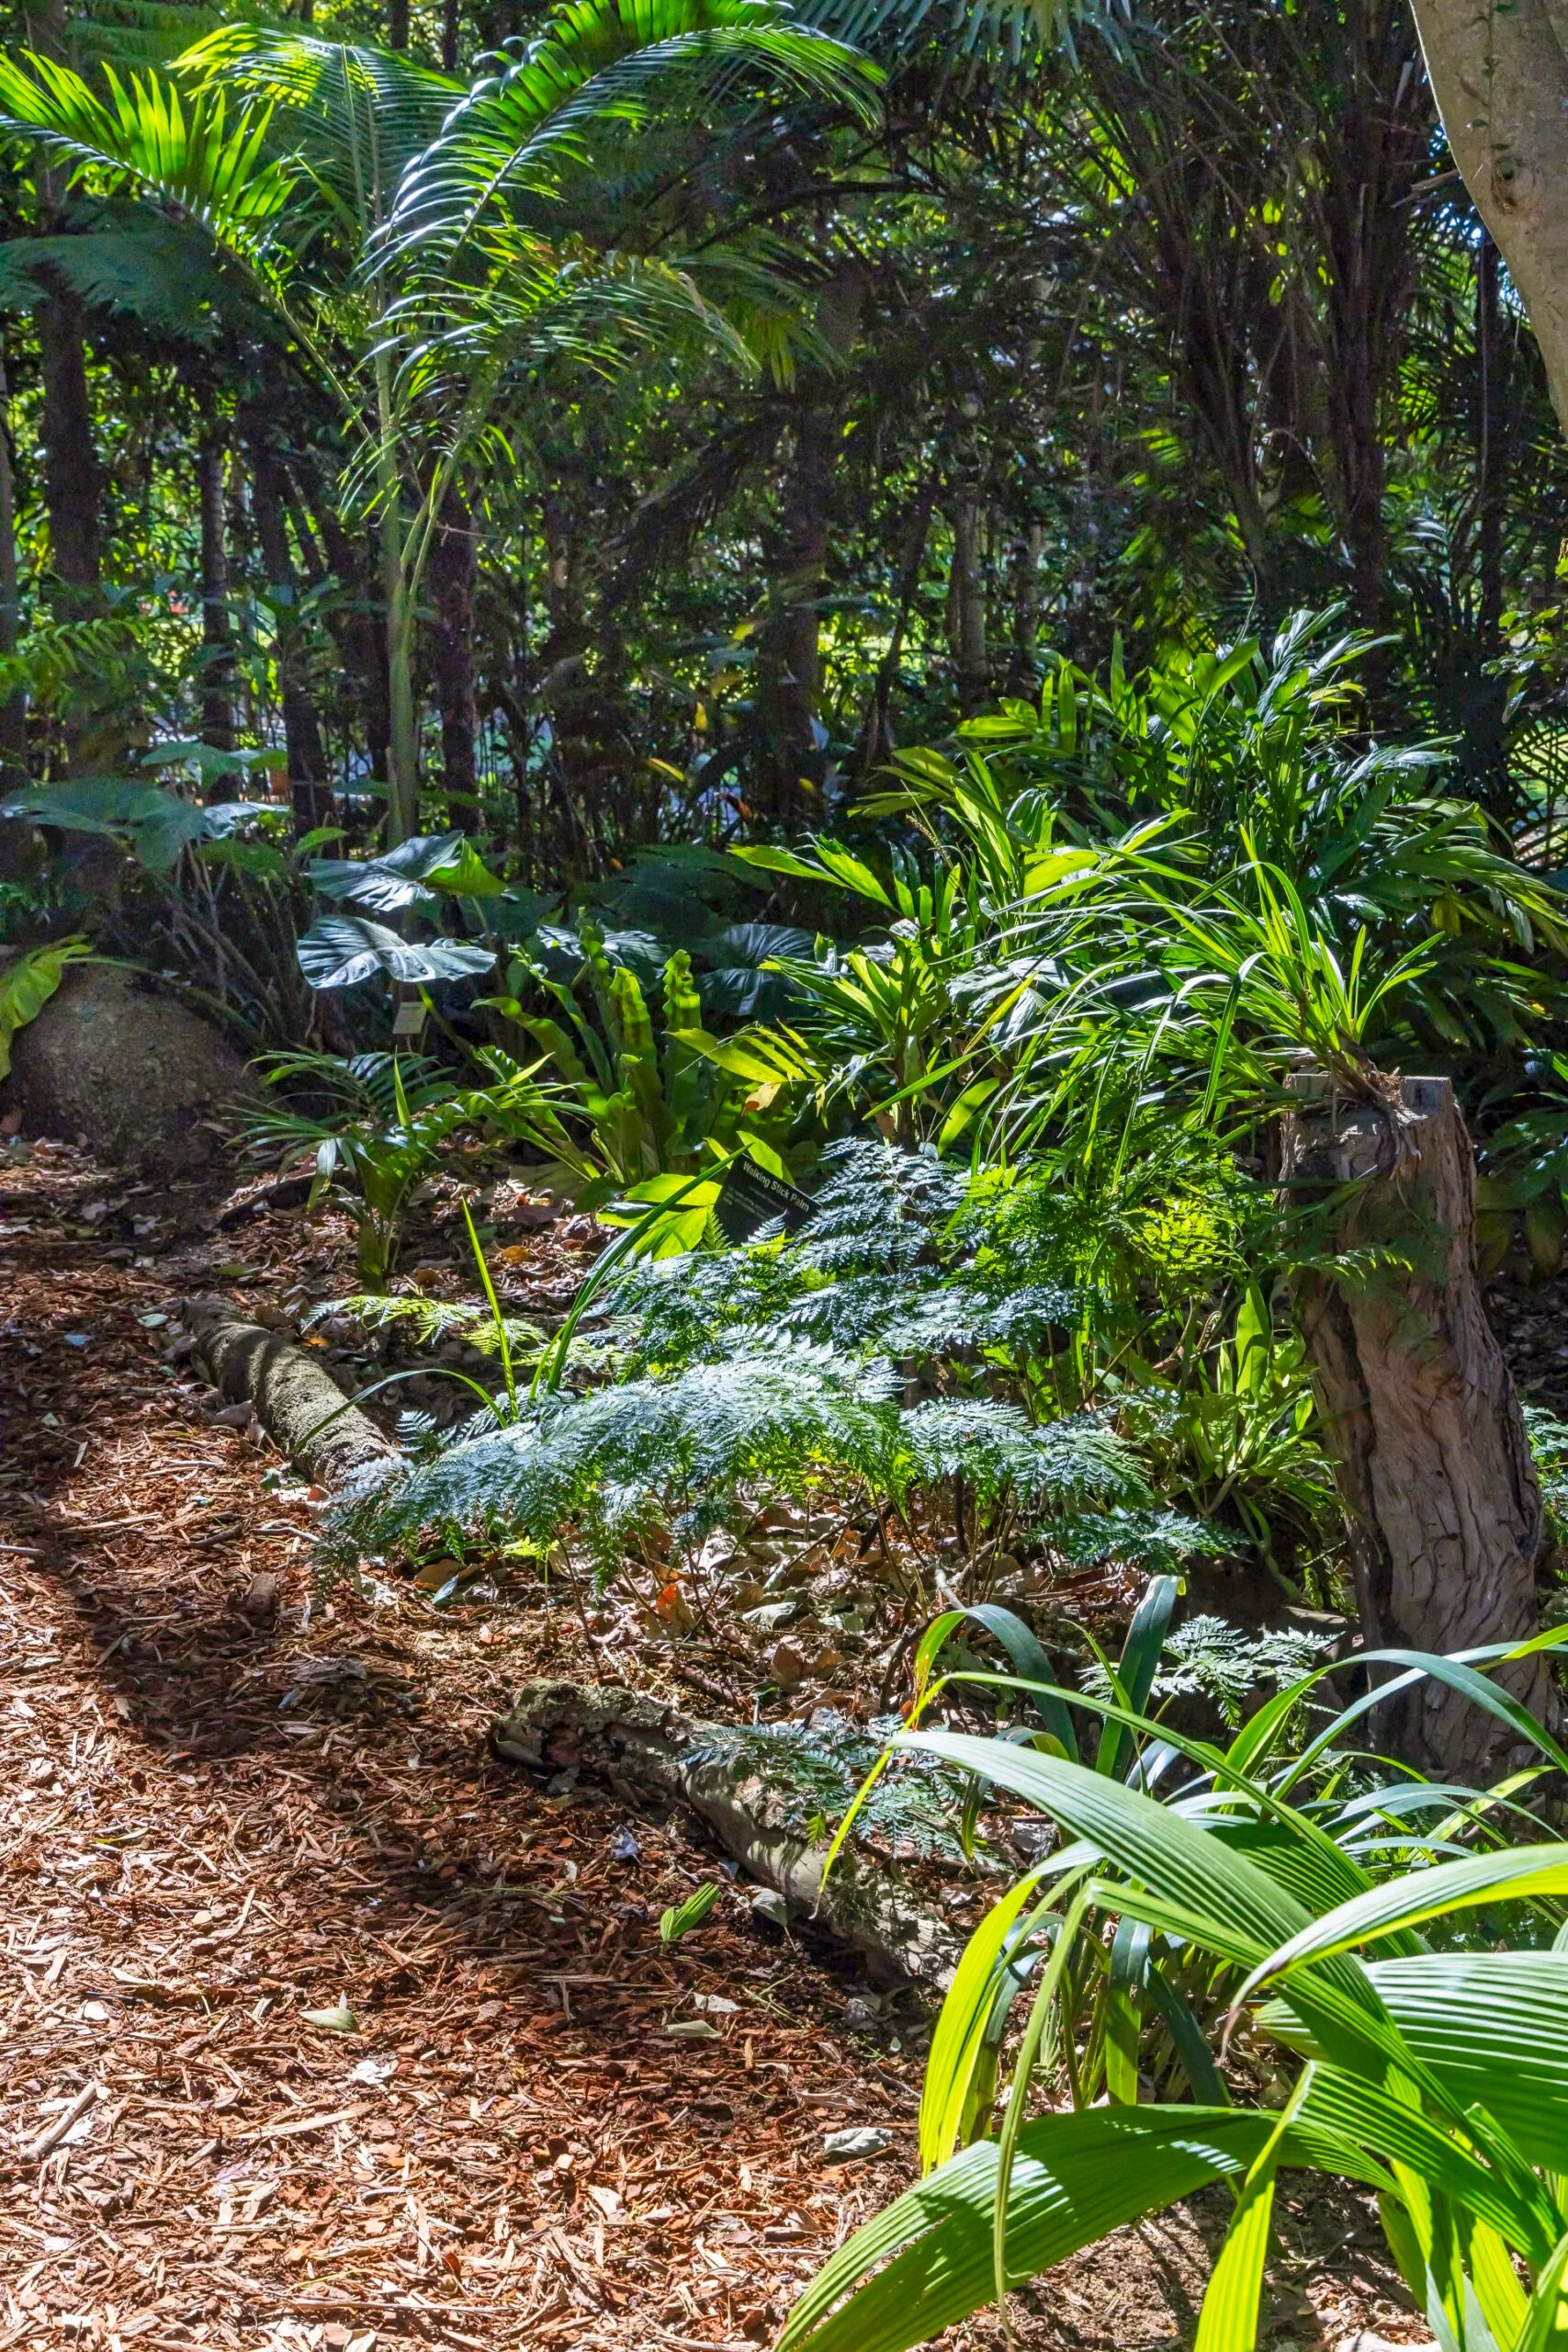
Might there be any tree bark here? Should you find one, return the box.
[756,403,837,828]
[429,489,479,831]
[197,429,236,780]
[1281,1070,1551,1777]
[36,283,100,598]
[1406,0,1568,433]
[251,443,334,833]
[491,1679,962,1985]
[0,341,26,784]
[949,492,989,716]
[182,1297,397,1487]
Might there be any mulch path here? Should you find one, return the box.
[0,1142,1425,2352]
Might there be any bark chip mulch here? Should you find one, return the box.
[0,1142,1425,2352]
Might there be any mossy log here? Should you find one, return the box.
[491,1679,961,1986]
[180,1296,396,1487]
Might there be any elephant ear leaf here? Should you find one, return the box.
[295,913,495,990]
[0,937,93,1081]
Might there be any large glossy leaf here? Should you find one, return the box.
[308,831,504,911]
[295,914,496,990]
[1267,1953,1568,2177]
[776,2104,1376,2352]
[1235,1846,1568,2005]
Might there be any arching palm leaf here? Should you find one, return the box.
[0,53,290,261]
[175,28,463,243]
[383,0,878,265]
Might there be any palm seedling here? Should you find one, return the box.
[785,1617,1568,2352]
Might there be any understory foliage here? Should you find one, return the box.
[325,1140,1213,1583]
[784,1628,1568,2352]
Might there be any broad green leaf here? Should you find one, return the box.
[776,2105,1376,2352]
[296,914,495,990]
[1192,2088,1296,2352]
[1514,2226,1568,2352]
[919,1864,1054,2171]
[0,938,91,1080]
[1235,1847,1568,2007]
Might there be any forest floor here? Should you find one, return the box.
[0,1140,1445,2352]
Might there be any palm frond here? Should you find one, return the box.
[0,52,291,261]
[383,0,877,266]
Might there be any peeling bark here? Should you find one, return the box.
[1281,1072,1551,1775]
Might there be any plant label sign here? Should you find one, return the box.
[714,1159,814,1245]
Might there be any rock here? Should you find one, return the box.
[5,962,253,1179]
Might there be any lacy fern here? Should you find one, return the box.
[327,1331,1201,1580]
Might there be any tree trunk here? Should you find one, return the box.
[756,403,836,828]
[36,283,100,598]
[441,0,460,73]
[251,444,334,833]
[429,490,479,831]
[0,341,26,784]
[1406,0,1568,433]
[949,492,988,715]
[1281,1070,1551,1777]
[197,429,236,780]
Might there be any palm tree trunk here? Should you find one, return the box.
[757,403,836,826]
[36,286,99,599]
[949,492,988,716]
[197,428,236,779]
[429,490,479,832]
[0,340,25,784]
[252,443,333,832]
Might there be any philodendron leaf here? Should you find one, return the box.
[309,831,505,913]
[296,914,495,991]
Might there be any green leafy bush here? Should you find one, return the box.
[788,1630,1568,2352]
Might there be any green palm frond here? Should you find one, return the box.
[0,220,238,340]
[175,28,463,240]
[383,0,878,266]
[0,52,291,260]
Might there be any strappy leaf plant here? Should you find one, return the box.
[784,1626,1568,2352]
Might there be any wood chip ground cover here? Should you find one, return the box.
[0,1145,1427,2352]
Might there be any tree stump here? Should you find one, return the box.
[1281,1070,1551,1777]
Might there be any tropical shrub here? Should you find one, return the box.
[785,1630,1568,2352]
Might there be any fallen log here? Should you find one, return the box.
[491,1679,962,1987]
[179,1296,397,1487]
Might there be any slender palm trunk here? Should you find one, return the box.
[949,492,988,715]
[197,429,236,778]
[373,351,419,845]
[252,442,333,832]
[430,491,479,832]
[0,342,25,783]
[757,403,836,827]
